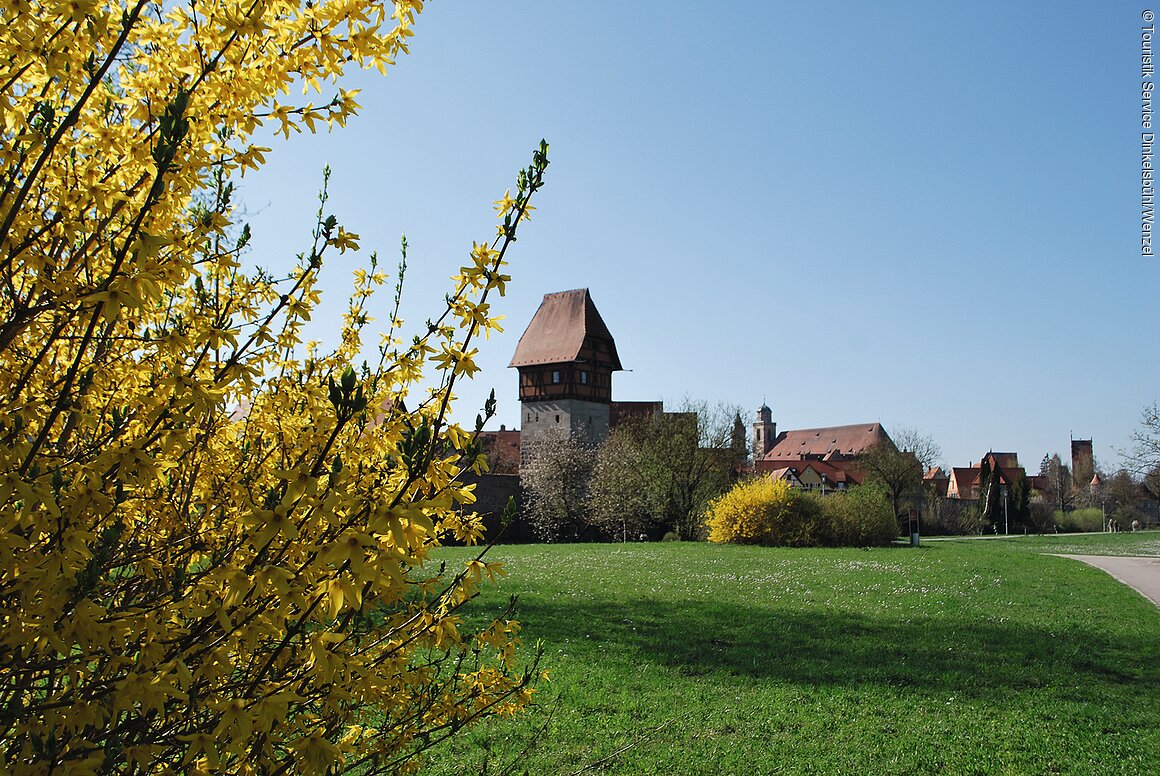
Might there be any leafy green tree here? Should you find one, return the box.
[1100,469,1143,526]
[818,484,900,547]
[1028,501,1057,534]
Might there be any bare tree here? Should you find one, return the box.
[858,428,939,518]
[891,426,944,472]
[588,429,652,541]
[1038,453,1073,513]
[520,430,596,542]
[1126,402,1160,499]
[1102,469,1143,523]
[859,443,923,519]
[588,399,741,540]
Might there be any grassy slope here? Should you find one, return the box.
[421,534,1160,775]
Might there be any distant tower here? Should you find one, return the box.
[509,289,622,454]
[731,413,748,470]
[753,402,776,462]
[1071,436,1094,488]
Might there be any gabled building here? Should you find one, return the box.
[509,288,623,450]
[478,426,521,474]
[751,404,891,491]
[760,422,892,462]
[767,466,804,489]
[610,400,665,428]
[766,459,864,492]
[945,452,1029,500]
[924,467,950,499]
[946,467,982,500]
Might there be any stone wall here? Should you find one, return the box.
[458,472,537,543]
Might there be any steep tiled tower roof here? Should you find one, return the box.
[509,289,622,371]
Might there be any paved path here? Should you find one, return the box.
[1055,555,1160,608]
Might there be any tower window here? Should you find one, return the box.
[552,370,561,384]
[580,371,589,385]
[555,414,560,423]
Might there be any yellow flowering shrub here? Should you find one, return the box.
[705,478,809,545]
[706,479,898,547]
[0,1,545,772]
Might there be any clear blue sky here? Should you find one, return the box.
[239,2,1158,473]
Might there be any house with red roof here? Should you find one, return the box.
[944,452,1032,500]
[750,403,892,491]
[924,467,951,499]
[765,459,865,492]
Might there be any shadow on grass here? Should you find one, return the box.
[515,597,1160,702]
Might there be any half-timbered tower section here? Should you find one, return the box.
[509,289,623,450]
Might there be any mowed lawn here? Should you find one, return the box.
[421,534,1160,775]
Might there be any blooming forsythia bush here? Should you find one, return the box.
[706,480,899,547]
[705,478,806,545]
[0,1,544,772]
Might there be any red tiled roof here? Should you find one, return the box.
[947,467,980,499]
[951,467,979,484]
[980,452,1026,487]
[924,467,950,497]
[768,467,802,485]
[985,452,1020,471]
[478,430,521,473]
[761,423,891,461]
[509,289,622,370]
[757,457,866,486]
[609,401,664,428]
[947,457,1030,499]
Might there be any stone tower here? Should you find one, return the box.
[1071,437,1094,488]
[752,402,776,462]
[509,289,622,453]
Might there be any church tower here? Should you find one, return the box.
[509,289,622,452]
[753,402,776,462]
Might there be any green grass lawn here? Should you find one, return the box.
[419,533,1160,775]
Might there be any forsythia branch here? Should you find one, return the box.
[0,1,546,773]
